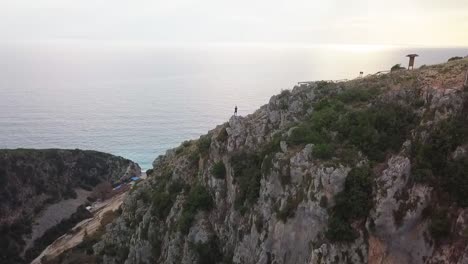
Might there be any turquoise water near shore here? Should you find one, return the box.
[0,44,466,169]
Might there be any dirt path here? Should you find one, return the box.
[23,189,92,255]
[31,192,127,264]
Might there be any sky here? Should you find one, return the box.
[1,0,468,47]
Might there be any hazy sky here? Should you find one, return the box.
[1,0,468,47]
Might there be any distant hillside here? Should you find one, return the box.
[0,149,140,264]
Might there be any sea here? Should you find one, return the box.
[0,43,466,170]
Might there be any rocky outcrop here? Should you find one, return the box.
[54,59,468,264]
[0,149,140,264]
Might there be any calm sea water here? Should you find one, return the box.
[0,43,466,169]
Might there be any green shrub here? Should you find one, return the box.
[151,192,173,219]
[315,80,332,90]
[288,125,329,146]
[260,133,282,157]
[336,88,379,103]
[187,149,200,167]
[197,136,212,156]
[150,175,186,220]
[288,94,414,163]
[278,89,291,110]
[182,140,192,148]
[261,154,274,175]
[259,134,282,176]
[211,161,226,179]
[217,127,229,142]
[310,100,344,129]
[313,143,334,159]
[287,98,344,147]
[429,209,451,242]
[445,159,468,206]
[175,141,193,155]
[411,115,468,206]
[391,64,405,72]
[326,166,373,242]
[191,236,222,264]
[279,169,291,187]
[447,56,462,62]
[150,235,162,260]
[168,179,186,194]
[326,216,357,242]
[231,152,262,213]
[319,196,328,208]
[276,192,303,222]
[178,184,213,234]
[336,103,415,162]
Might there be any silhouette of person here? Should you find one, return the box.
[234,105,238,116]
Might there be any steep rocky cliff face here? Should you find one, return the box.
[55,59,468,264]
[0,149,140,263]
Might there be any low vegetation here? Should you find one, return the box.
[191,235,223,264]
[276,191,304,222]
[288,88,415,163]
[447,56,463,62]
[230,152,263,214]
[178,184,213,234]
[150,176,186,220]
[391,63,405,72]
[313,143,334,159]
[428,208,451,242]
[216,127,229,142]
[211,161,226,179]
[411,115,468,206]
[326,166,373,242]
[146,169,154,176]
[197,135,212,157]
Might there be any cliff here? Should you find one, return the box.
[0,149,140,263]
[47,59,468,264]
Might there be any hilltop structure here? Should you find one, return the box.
[406,54,419,70]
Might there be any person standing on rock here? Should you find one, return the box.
[234,105,238,116]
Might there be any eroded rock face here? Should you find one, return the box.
[93,59,468,264]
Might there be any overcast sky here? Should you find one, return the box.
[1,0,467,47]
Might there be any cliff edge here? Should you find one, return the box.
[46,59,468,264]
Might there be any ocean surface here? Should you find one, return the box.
[0,43,466,169]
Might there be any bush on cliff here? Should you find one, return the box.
[411,114,468,207]
[150,177,187,220]
[191,235,223,264]
[216,127,229,142]
[313,143,334,159]
[326,166,373,242]
[197,136,212,157]
[288,90,415,163]
[336,103,415,161]
[178,184,213,234]
[447,56,462,62]
[391,64,405,72]
[211,161,226,179]
[429,209,451,242]
[152,192,173,219]
[230,152,263,214]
